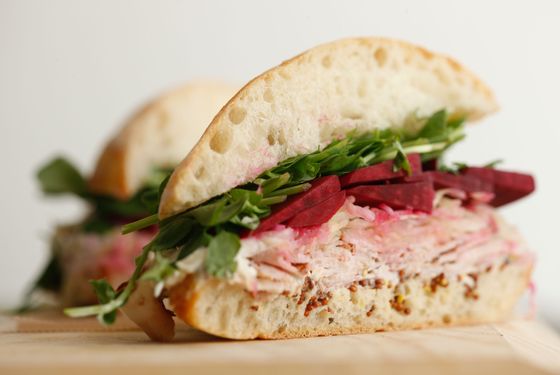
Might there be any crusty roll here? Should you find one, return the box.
[89,81,237,200]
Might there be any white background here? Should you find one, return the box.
[1,0,559,327]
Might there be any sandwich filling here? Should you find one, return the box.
[51,226,155,306]
[170,196,532,299]
[27,158,169,307]
[64,110,535,323]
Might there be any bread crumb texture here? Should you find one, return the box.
[169,262,530,339]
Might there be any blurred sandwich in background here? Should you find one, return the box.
[29,81,237,307]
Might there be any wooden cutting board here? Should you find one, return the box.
[1,312,559,375]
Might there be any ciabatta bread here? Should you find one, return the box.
[160,38,498,218]
[89,81,237,199]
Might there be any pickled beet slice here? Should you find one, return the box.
[462,167,535,207]
[422,158,439,171]
[399,172,433,184]
[252,175,341,235]
[346,181,435,213]
[426,171,493,193]
[460,166,494,184]
[287,191,347,227]
[340,154,422,187]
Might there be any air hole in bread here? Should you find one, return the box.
[277,325,286,334]
[209,129,233,154]
[419,48,433,60]
[267,133,276,146]
[341,106,363,120]
[321,55,332,69]
[228,106,247,125]
[277,129,287,146]
[374,47,388,67]
[448,59,461,72]
[434,68,450,85]
[263,89,274,103]
[279,70,291,80]
[194,165,206,179]
[442,314,452,324]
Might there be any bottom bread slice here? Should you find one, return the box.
[169,262,531,339]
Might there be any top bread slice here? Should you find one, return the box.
[89,81,238,200]
[159,37,498,219]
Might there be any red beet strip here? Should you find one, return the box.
[287,191,347,227]
[340,154,422,187]
[426,171,493,193]
[251,175,341,235]
[346,181,435,213]
[462,167,535,207]
[248,163,535,237]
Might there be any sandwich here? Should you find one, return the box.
[66,38,536,341]
[29,81,237,307]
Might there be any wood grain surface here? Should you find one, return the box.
[0,315,559,375]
